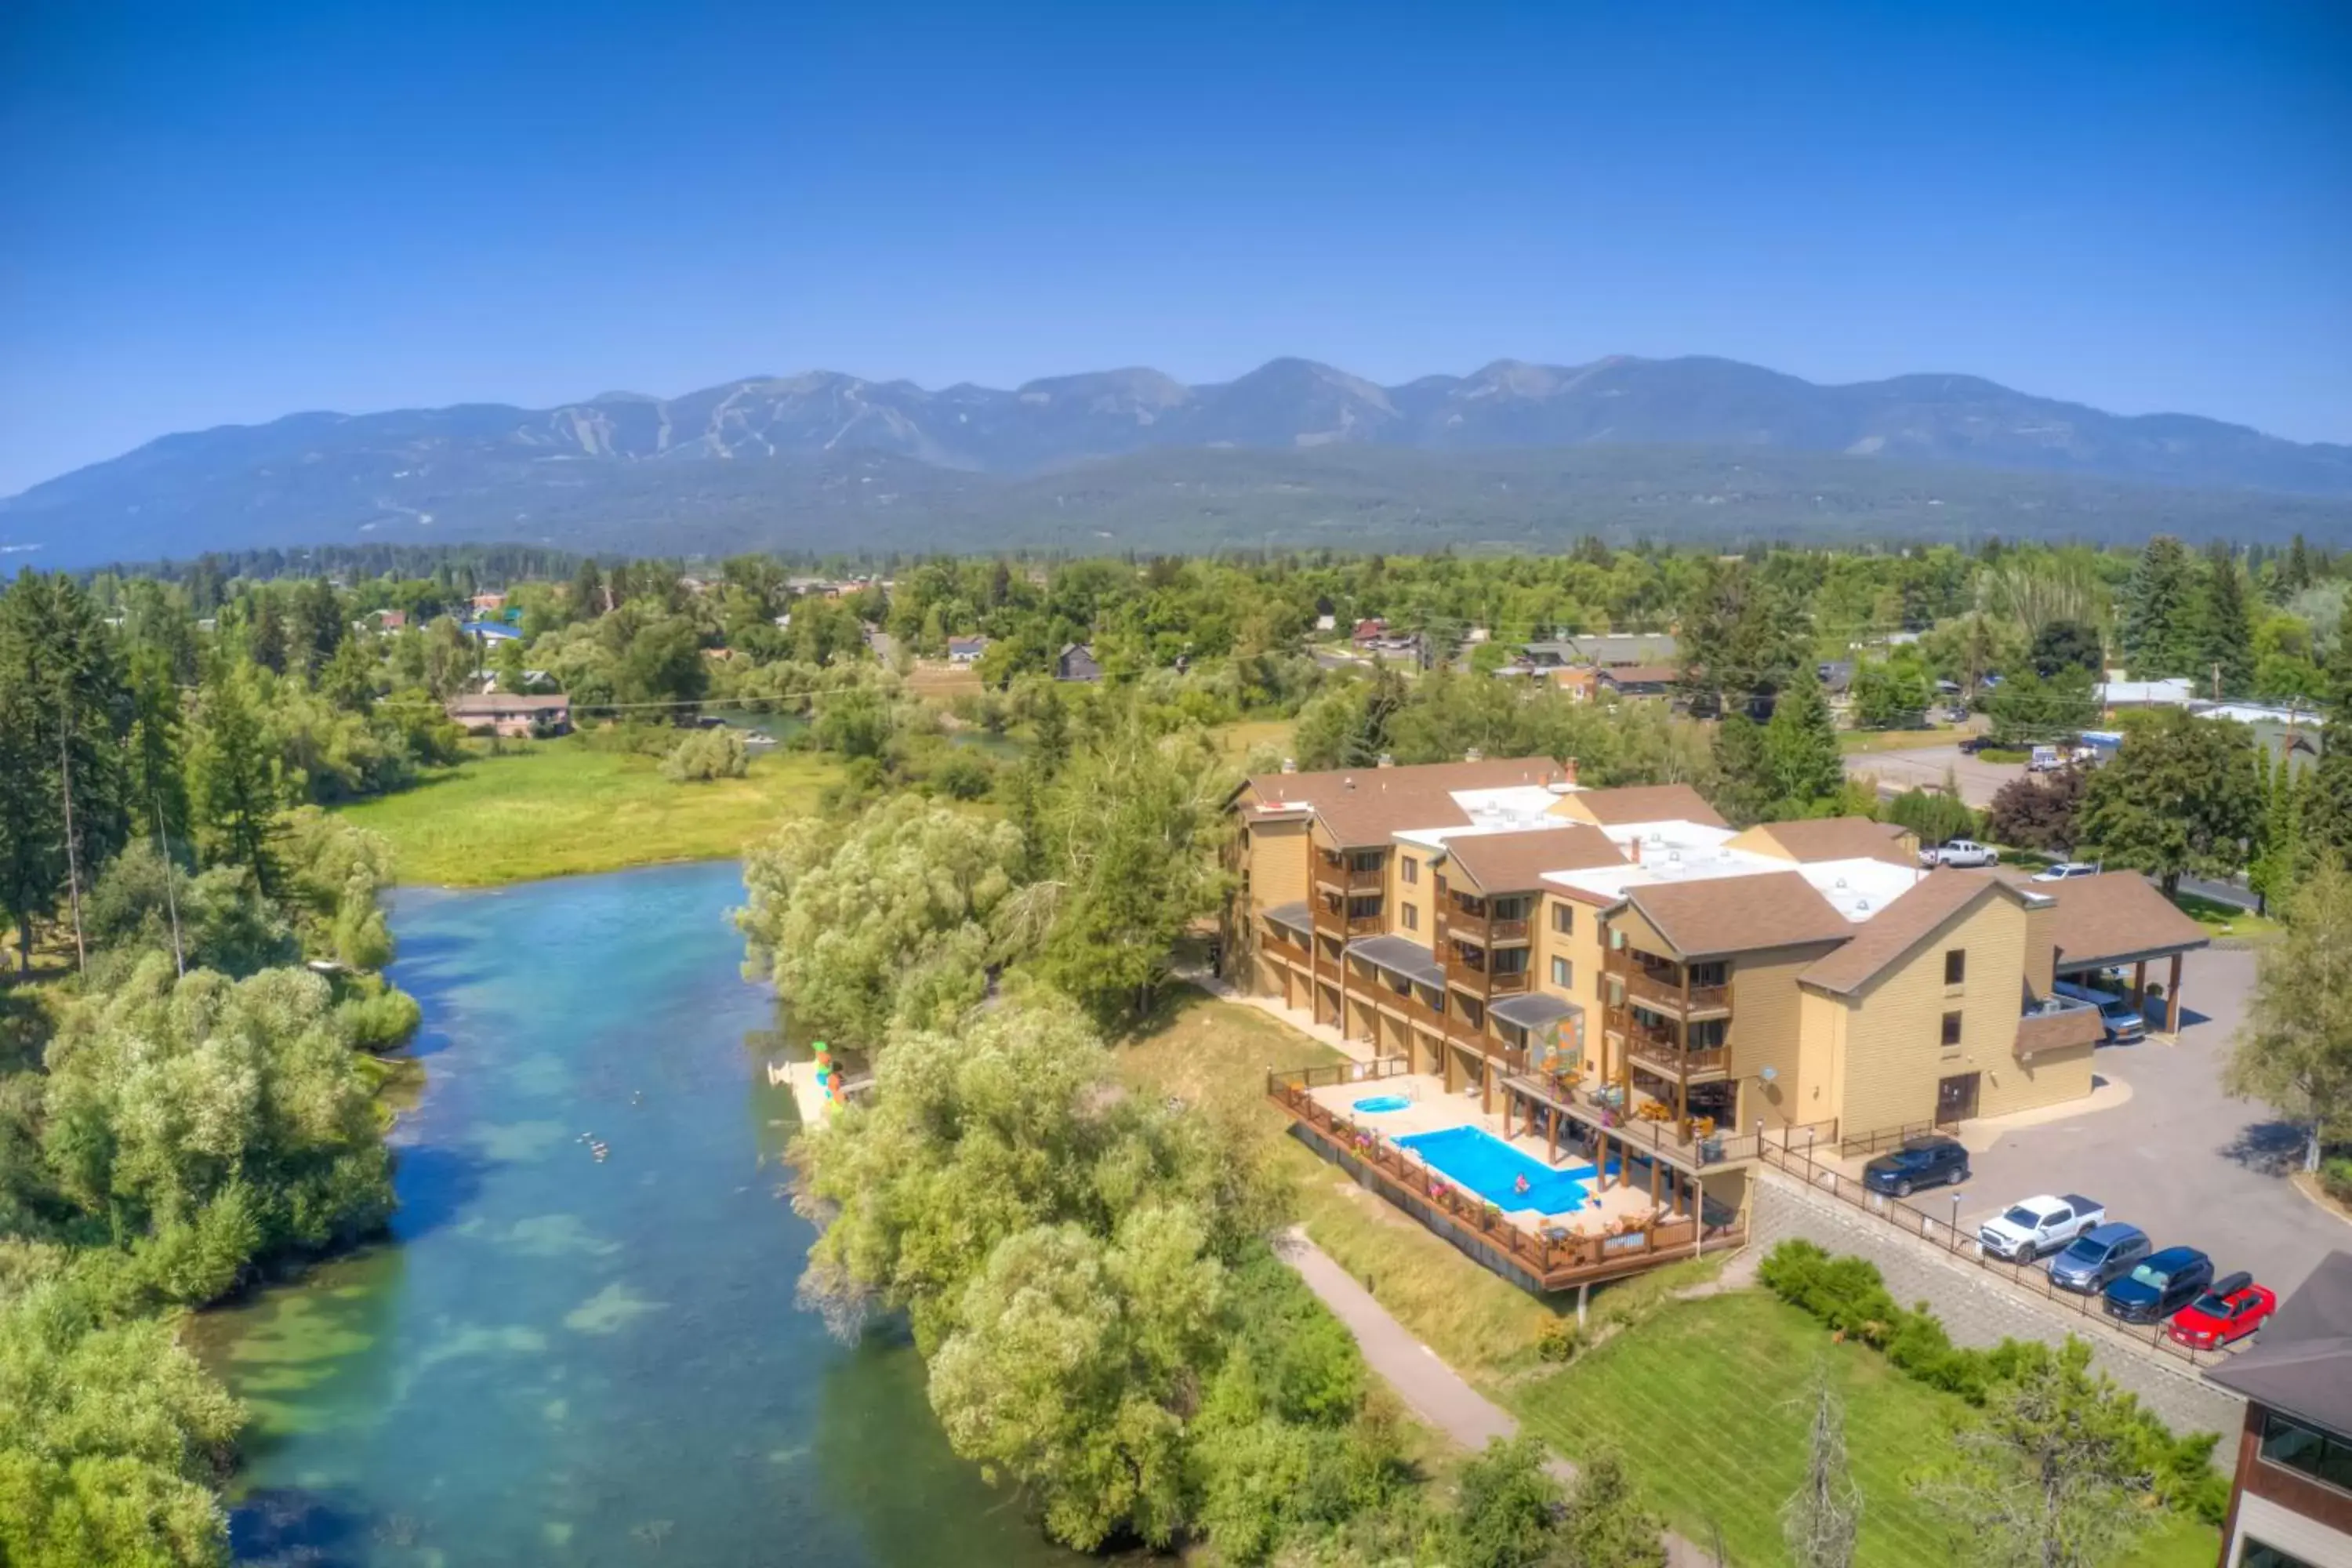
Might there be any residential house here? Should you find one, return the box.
[1519,633,1679,670]
[1055,642,1102,682]
[2205,1251,2352,1568]
[2099,676,2197,713]
[1351,618,1388,646]
[445,694,572,739]
[370,608,409,632]
[1597,665,1679,699]
[1226,756,2203,1294]
[470,591,508,615]
[947,636,991,665]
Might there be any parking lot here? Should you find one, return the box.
[1842,742,2026,808]
[1889,947,2349,1300]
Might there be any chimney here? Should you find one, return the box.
[1465,747,1483,763]
[1377,753,1394,768]
[1279,757,1297,774]
[1563,756,1579,786]
[1343,776,1356,791]
[1628,835,1643,866]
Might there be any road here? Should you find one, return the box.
[1901,948,2349,1299]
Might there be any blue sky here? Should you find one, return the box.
[2,0,2347,495]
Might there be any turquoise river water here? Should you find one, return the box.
[194,861,1080,1568]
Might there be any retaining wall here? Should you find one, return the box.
[1750,1167,2245,1444]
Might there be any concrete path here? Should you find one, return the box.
[1276,1227,1718,1566]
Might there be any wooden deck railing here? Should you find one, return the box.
[1613,964,1731,1014]
[1267,1068,1746,1291]
[1755,1134,2249,1370]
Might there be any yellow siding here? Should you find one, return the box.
[1546,793,1601,826]
[1978,1039,2093,1116]
[1724,943,1845,1131]
[1249,818,1309,913]
[1604,905,1675,962]
[1797,989,1849,1131]
[1390,841,1436,949]
[2023,902,2056,996]
[1831,893,2036,1137]
[1534,892,1604,1065]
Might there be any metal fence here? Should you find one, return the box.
[1756,1135,2249,1370]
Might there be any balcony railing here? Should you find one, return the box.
[1447,949,1531,994]
[1624,1041,1732,1081]
[1612,961,1731,1015]
[1447,905,1532,946]
[1313,898,1384,939]
[1316,857,1386,895]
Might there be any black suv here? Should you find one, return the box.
[1861,1136,1969,1198]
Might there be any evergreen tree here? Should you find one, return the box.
[2198,541,2254,699]
[2077,711,2262,895]
[187,664,285,895]
[1762,666,1846,818]
[2247,750,2303,916]
[2224,853,2352,1173]
[2118,537,2199,679]
[1710,713,1776,826]
[2027,619,2104,678]
[2284,533,2314,595]
[570,556,606,617]
[2308,636,2352,858]
[249,593,288,674]
[125,648,191,848]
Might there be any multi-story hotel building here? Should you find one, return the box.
[1225,754,2209,1289]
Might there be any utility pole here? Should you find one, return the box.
[55,717,85,977]
[155,797,185,978]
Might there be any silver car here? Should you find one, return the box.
[2048,1223,2151,1293]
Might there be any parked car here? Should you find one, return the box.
[1922,839,1999,869]
[2029,745,2062,772]
[1956,733,1995,754]
[2103,1246,2216,1325]
[2165,1272,2276,1348]
[1861,1136,1970,1199]
[1979,1194,2105,1262]
[2050,980,2147,1043]
[2032,861,2103,881]
[2049,1223,2152,1294]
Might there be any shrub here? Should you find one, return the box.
[660,727,749,782]
[2321,1155,2352,1207]
[1535,1317,1582,1363]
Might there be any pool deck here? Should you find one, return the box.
[1308,1073,1669,1241]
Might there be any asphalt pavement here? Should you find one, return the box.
[1841,743,2024,808]
[1897,948,2349,1299]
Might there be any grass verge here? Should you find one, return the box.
[1508,1289,2218,1568]
[1838,728,1973,754]
[2171,890,2282,942]
[336,739,837,885]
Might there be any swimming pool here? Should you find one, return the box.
[1397,1125,1591,1215]
[1352,1094,1412,1114]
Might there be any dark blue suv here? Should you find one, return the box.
[1861,1136,1969,1199]
[2103,1246,2215,1325]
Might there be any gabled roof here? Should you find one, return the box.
[1625,871,1853,960]
[1236,757,1569,846]
[1443,825,1624,893]
[1600,664,1680,686]
[2205,1251,2352,1436]
[1799,869,2024,996]
[1560,783,1729,829]
[2016,871,2210,970]
[1735,817,1916,869]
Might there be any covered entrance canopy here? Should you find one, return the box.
[2029,872,2210,1031]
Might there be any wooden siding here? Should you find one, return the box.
[1248,818,1309,913]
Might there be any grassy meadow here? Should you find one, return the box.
[336,739,836,885]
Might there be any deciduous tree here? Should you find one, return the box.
[2224,854,2352,1173]
[2076,711,2260,895]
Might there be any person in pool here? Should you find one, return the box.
[1513,1173,1531,1196]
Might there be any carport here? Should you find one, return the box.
[2037,873,2212,1033]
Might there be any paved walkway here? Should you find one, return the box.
[1277,1227,1716,1566]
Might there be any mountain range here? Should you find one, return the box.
[9,355,2350,564]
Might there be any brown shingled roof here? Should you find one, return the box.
[2031,872,2212,969]
[1240,756,1567,847]
[1567,783,1730,829]
[1442,825,1626,893]
[1624,870,1852,959]
[1740,816,1916,868]
[1798,869,2013,996]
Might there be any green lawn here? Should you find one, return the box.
[1508,1290,2219,1568]
[1837,728,1972,755]
[2172,889,2282,941]
[336,739,837,885]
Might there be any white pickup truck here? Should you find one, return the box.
[1978,1194,2105,1262]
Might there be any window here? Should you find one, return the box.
[1492,947,1530,976]
[1551,956,1573,987]
[1402,856,1419,885]
[2260,1410,2352,1494]
[1492,895,1530,921]
[1348,895,1382,920]
[1402,904,1419,932]
[1944,949,1967,985]
[1690,1018,1728,1050]
[1551,902,1573,935]
[1940,1011,1963,1048]
[2241,1544,2321,1568]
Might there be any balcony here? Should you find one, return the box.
[1446,902,1532,947]
[1607,954,1731,1017]
[1607,1008,1730,1083]
[1316,855,1386,897]
[1446,946,1532,995]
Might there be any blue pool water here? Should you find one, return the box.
[1397,1125,1592,1214]
[1352,1094,1412,1114]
